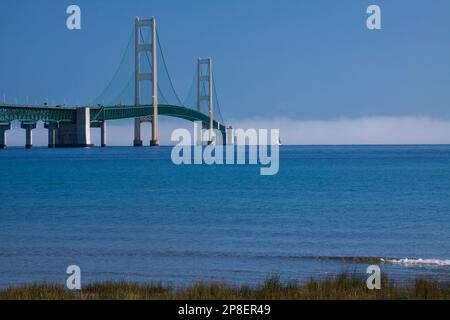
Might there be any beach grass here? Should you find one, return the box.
[0,274,448,300]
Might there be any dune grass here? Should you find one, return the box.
[0,274,448,300]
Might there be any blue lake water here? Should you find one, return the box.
[0,145,449,288]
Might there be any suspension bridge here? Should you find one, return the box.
[0,17,228,148]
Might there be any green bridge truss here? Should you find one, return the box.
[0,105,76,123]
[91,105,226,132]
[0,104,226,132]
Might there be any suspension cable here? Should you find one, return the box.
[92,26,134,105]
[212,73,225,124]
[156,30,185,107]
[182,66,197,107]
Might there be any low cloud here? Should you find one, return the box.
[4,116,450,146]
[232,116,450,145]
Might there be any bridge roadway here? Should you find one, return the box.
[0,104,226,148]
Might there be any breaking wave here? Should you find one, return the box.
[382,258,450,266]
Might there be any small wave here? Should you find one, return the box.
[383,258,450,266]
[299,256,450,267]
[305,256,385,264]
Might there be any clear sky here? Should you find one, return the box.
[1,0,450,145]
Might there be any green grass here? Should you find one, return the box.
[0,274,448,300]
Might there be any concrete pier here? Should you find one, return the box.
[0,123,11,149]
[44,123,58,148]
[100,121,106,147]
[133,118,143,147]
[150,118,159,146]
[76,107,91,147]
[21,123,36,149]
[226,126,233,145]
[55,108,93,147]
[92,120,107,147]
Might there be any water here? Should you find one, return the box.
[0,145,449,289]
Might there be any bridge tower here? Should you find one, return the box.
[197,58,214,143]
[133,17,159,147]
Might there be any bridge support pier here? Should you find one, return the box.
[55,107,93,148]
[226,126,234,145]
[92,121,107,147]
[0,123,11,149]
[101,121,106,147]
[133,118,143,147]
[21,123,36,149]
[150,117,159,147]
[44,123,58,148]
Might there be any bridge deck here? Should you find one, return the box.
[0,104,226,132]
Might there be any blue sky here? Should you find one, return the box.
[1,0,450,145]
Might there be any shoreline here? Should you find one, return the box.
[1,274,448,300]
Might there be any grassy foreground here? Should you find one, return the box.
[0,274,448,300]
